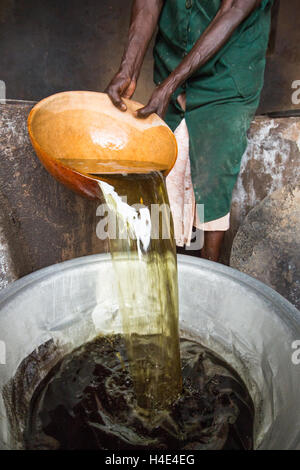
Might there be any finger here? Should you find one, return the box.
[123,81,136,99]
[106,88,127,111]
[136,104,156,119]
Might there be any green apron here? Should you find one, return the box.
[154,0,273,222]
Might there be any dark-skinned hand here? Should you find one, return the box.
[105,69,137,112]
[106,0,262,119]
[136,83,173,119]
[105,1,164,113]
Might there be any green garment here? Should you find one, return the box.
[154,0,273,222]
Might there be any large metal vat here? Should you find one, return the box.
[0,254,299,450]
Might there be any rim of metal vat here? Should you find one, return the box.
[0,253,299,326]
[0,253,300,450]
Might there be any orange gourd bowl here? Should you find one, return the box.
[28,91,178,199]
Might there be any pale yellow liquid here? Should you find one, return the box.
[96,172,182,411]
[57,157,182,411]
[57,158,169,174]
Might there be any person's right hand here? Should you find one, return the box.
[105,69,137,112]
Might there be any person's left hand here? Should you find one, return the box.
[136,82,173,119]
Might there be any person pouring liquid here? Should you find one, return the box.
[106,0,273,262]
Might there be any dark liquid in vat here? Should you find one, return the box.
[25,335,254,450]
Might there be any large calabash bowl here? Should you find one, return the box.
[28,91,178,199]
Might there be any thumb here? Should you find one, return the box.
[106,89,127,111]
[136,103,155,119]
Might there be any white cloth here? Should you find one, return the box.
[166,119,230,247]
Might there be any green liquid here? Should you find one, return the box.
[95,172,182,410]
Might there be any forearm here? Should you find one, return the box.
[164,0,262,93]
[120,0,164,79]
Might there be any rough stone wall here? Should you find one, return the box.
[0,102,107,290]
[230,183,300,309]
[258,0,300,114]
[222,116,300,263]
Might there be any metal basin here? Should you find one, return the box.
[0,254,299,449]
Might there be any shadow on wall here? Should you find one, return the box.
[1,0,299,114]
[220,115,300,266]
[0,0,154,104]
[258,0,300,114]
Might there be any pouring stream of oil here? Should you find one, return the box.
[95,171,182,411]
[60,158,182,412]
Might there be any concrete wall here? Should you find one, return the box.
[0,0,299,114]
[0,0,154,105]
[230,182,300,309]
[0,101,107,290]
[258,0,300,114]
[221,115,300,264]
